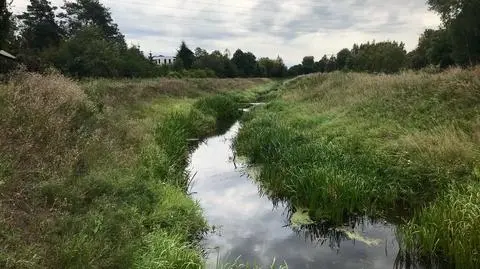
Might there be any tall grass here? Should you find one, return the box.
[235,68,480,267]
[0,72,269,268]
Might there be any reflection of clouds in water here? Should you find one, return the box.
[190,122,402,269]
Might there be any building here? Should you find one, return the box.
[152,55,176,66]
[0,50,16,60]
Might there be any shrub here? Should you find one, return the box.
[194,94,242,124]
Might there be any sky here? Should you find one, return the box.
[11,0,441,66]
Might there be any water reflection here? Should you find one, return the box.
[189,122,424,269]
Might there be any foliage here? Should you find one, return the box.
[423,0,480,66]
[236,68,480,267]
[52,26,121,77]
[292,41,407,76]
[301,56,315,74]
[336,48,351,70]
[17,0,62,51]
[287,64,303,77]
[176,41,195,70]
[0,72,271,268]
[194,94,242,125]
[61,0,125,46]
[401,183,480,268]
[0,0,17,74]
[231,49,259,77]
[408,28,454,69]
[258,57,287,77]
[0,0,12,48]
[349,41,407,73]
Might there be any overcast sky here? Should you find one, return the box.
[12,0,441,66]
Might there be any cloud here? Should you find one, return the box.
[11,0,441,65]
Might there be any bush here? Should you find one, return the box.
[194,94,242,124]
[0,71,96,178]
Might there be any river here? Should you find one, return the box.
[189,120,410,269]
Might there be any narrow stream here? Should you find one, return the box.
[189,121,409,269]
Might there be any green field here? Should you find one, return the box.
[236,68,480,268]
[0,72,273,268]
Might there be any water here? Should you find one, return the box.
[189,122,408,269]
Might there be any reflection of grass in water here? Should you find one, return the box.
[236,69,480,268]
[214,252,288,269]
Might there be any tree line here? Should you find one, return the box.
[1,0,478,78]
[289,0,479,75]
[0,0,288,78]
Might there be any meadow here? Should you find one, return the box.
[0,71,273,269]
[235,68,480,268]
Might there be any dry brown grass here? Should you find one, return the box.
[0,72,98,267]
[83,77,270,107]
[0,72,95,178]
[283,67,480,114]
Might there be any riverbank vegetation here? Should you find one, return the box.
[236,68,480,267]
[0,71,271,268]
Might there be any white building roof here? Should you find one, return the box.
[152,55,175,59]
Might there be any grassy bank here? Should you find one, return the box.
[0,72,272,268]
[235,68,480,267]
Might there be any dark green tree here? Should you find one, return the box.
[288,64,303,76]
[0,0,12,48]
[17,0,62,51]
[350,41,407,73]
[51,26,121,77]
[427,0,480,65]
[258,56,287,77]
[0,0,17,74]
[119,46,156,77]
[231,49,258,77]
[231,49,245,76]
[193,50,230,77]
[302,56,315,74]
[326,55,337,72]
[176,41,195,69]
[61,0,125,46]
[315,55,328,73]
[336,48,352,70]
[194,47,208,58]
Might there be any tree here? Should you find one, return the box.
[326,55,337,72]
[231,49,258,77]
[119,45,156,77]
[427,0,480,65]
[315,55,328,73]
[288,64,303,77]
[243,52,259,77]
[194,47,208,58]
[0,0,12,48]
[410,28,454,69]
[51,26,122,77]
[193,50,229,77]
[176,41,195,69]
[17,0,62,51]
[61,0,125,46]
[302,56,315,74]
[349,41,407,73]
[258,56,287,77]
[0,0,17,74]
[336,48,352,70]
